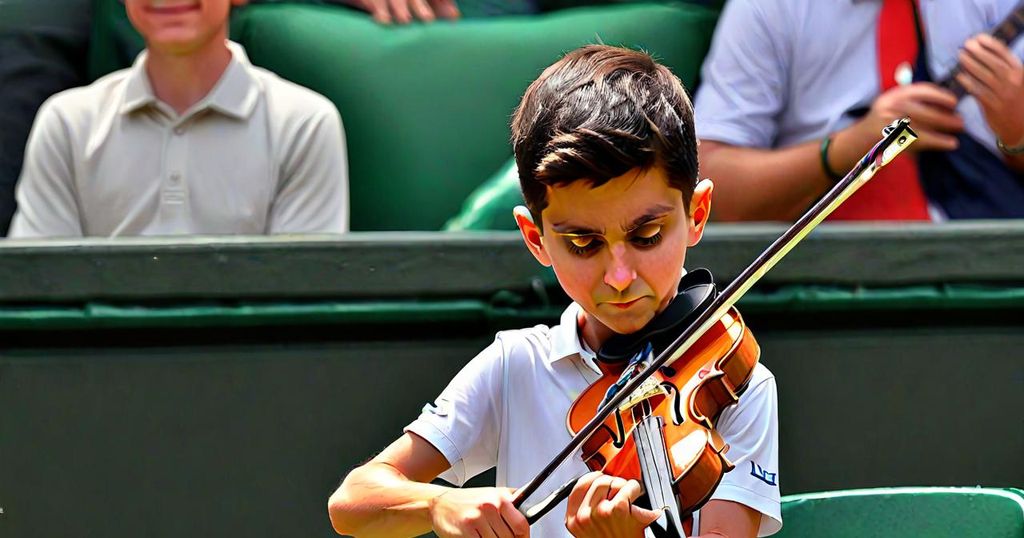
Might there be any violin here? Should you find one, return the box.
[512,119,919,534]
[573,269,759,535]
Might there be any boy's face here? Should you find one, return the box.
[517,167,712,346]
[124,0,246,54]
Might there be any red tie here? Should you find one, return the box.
[829,0,931,221]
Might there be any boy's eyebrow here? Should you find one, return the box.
[624,205,675,232]
[550,204,675,236]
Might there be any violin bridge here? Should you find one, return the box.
[619,376,666,412]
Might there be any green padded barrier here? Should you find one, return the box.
[5,284,1024,330]
[777,488,1024,538]
[443,157,522,230]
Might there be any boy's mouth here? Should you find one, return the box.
[146,2,201,15]
[607,298,643,310]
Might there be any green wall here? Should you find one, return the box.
[1,223,1023,537]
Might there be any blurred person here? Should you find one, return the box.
[0,0,93,236]
[695,0,1024,222]
[8,0,348,238]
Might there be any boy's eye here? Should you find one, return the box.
[565,235,601,255]
[632,224,664,247]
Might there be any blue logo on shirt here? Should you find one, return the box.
[750,461,777,486]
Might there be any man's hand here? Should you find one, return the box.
[861,82,965,153]
[564,472,662,538]
[337,0,459,24]
[957,33,1024,148]
[429,486,530,538]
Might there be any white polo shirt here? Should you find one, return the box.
[407,302,782,537]
[694,0,1024,155]
[9,42,348,238]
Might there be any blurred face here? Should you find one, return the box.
[518,167,712,347]
[124,0,244,54]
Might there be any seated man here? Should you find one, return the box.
[9,0,348,238]
[695,0,1024,222]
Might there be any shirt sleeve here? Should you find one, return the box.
[405,337,505,486]
[703,364,782,537]
[268,100,348,234]
[693,0,789,148]
[8,98,83,238]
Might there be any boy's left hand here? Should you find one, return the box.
[956,33,1024,148]
[564,471,662,538]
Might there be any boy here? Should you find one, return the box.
[9,0,348,238]
[328,45,781,537]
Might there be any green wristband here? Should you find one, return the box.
[819,136,844,182]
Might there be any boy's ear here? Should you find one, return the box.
[687,179,714,247]
[513,206,552,267]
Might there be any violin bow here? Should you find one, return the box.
[513,118,919,520]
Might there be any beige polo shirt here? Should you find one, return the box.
[9,42,348,238]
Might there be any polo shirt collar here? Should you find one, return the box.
[119,41,260,120]
[547,303,598,369]
[120,51,157,115]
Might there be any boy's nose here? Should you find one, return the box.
[603,244,637,292]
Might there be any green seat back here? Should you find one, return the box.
[777,487,1024,538]
[90,1,719,230]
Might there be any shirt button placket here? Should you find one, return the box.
[160,123,189,233]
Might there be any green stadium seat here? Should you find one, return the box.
[89,0,720,231]
[777,487,1024,538]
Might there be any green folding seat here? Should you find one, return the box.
[777,487,1024,538]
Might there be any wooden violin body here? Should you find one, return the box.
[566,306,760,516]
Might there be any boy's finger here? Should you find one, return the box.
[565,471,602,516]
[582,474,615,510]
[500,501,531,537]
[631,505,664,527]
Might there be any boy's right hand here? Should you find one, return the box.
[429,487,530,537]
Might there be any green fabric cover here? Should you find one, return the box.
[444,157,522,231]
[89,1,720,230]
[778,487,1024,538]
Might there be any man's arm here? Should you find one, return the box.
[8,99,83,238]
[703,82,965,222]
[269,103,349,234]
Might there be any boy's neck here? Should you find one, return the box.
[577,312,613,355]
[145,36,233,116]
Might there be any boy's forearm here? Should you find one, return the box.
[328,462,447,537]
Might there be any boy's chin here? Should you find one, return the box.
[596,310,656,336]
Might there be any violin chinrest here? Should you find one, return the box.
[597,268,717,364]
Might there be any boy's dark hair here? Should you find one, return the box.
[510,45,699,227]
